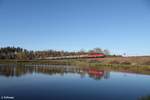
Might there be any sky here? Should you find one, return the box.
[0,0,150,56]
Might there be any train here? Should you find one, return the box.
[87,53,105,58]
[43,53,105,60]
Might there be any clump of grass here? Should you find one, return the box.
[143,61,150,65]
[120,61,131,65]
[70,60,90,67]
[139,95,150,100]
[109,60,120,64]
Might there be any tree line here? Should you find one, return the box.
[0,47,110,60]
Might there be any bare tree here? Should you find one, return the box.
[103,49,110,55]
[93,48,103,53]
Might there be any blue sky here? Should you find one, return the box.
[0,0,150,55]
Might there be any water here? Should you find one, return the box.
[0,64,150,100]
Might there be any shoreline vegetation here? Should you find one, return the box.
[0,46,110,60]
[0,46,150,75]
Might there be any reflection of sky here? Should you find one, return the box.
[0,67,150,100]
[0,0,150,56]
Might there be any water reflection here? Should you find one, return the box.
[139,95,150,100]
[0,64,110,80]
[0,64,150,100]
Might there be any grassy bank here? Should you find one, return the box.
[0,59,70,65]
[1,56,150,75]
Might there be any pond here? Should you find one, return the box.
[0,64,150,100]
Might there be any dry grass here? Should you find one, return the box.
[99,56,150,66]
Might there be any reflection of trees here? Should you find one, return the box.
[0,64,30,77]
[0,64,110,80]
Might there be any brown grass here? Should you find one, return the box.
[99,56,150,66]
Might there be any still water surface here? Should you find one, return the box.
[0,64,150,100]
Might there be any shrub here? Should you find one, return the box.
[120,61,131,65]
[109,60,120,64]
[143,61,150,65]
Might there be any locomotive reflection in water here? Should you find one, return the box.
[0,64,110,80]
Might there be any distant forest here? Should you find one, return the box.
[0,47,110,60]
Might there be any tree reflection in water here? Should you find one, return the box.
[0,64,110,80]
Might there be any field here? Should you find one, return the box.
[100,56,150,66]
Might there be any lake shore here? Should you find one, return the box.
[0,56,150,75]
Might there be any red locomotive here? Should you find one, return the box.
[88,53,105,58]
